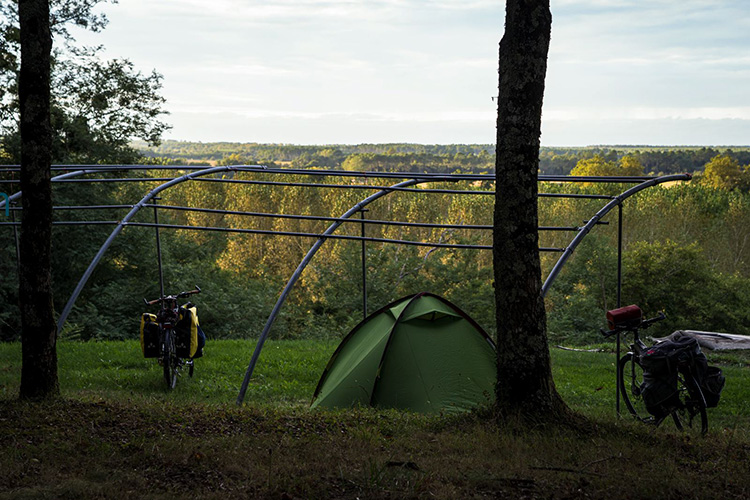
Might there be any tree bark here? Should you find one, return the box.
[493,0,568,420]
[19,0,58,399]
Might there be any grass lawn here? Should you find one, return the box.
[2,339,750,499]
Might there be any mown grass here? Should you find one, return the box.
[3,339,750,426]
[2,339,750,499]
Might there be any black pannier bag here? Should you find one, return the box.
[639,336,702,417]
[666,331,726,408]
[174,307,194,359]
[640,334,726,415]
[641,336,702,374]
[140,313,160,358]
[640,371,679,418]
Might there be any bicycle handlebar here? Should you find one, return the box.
[177,286,201,298]
[144,285,201,306]
[600,311,666,338]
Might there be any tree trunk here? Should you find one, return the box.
[493,0,568,420]
[18,0,58,399]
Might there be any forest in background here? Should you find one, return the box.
[3,143,750,345]
[138,140,750,176]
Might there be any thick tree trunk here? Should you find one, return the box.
[493,0,568,420]
[18,0,58,399]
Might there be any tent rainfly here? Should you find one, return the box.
[311,292,496,414]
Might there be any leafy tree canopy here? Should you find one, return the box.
[570,154,644,177]
[0,0,170,164]
[700,154,750,191]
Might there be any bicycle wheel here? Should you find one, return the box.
[618,353,655,423]
[162,329,178,390]
[671,372,708,436]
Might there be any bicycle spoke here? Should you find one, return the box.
[671,374,708,436]
[618,353,652,422]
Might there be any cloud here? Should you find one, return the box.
[91,0,748,145]
[115,0,500,28]
[117,0,399,24]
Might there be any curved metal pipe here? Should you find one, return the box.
[55,165,269,334]
[0,168,126,210]
[236,178,427,405]
[541,173,692,297]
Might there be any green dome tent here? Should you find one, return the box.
[311,292,496,414]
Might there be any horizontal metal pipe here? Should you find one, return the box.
[539,193,614,200]
[0,167,134,210]
[194,177,480,194]
[2,215,582,234]
[51,205,133,210]
[123,221,574,252]
[0,221,120,226]
[1,177,176,184]
[54,177,175,183]
[1,163,659,183]
[0,174,615,200]
[194,177,617,199]
[146,203,492,230]
[146,203,586,232]
[4,205,132,212]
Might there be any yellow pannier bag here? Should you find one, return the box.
[140,313,159,358]
[175,306,199,358]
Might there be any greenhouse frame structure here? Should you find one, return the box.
[0,165,691,406]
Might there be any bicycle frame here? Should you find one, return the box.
[144,286,201,389]
[603,306,709,434]
[620,329,649,415]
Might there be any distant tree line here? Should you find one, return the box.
[137,140,750,178]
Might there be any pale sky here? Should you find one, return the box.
[72,0,750,146]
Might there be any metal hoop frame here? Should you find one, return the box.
[0,165,691,404]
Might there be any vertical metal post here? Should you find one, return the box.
[153,197,165,299]
[615,203,623,415]
[617,204,623,308]
[360,208,369,320]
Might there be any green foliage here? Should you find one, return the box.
[341,151,493,173]
[699,154,750,191]
[216,152,279,167]
[5,144,750,346]
[0,0,170,163]
[622,240,750,337]
[545,235,618,343]
[570,153,643,176]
